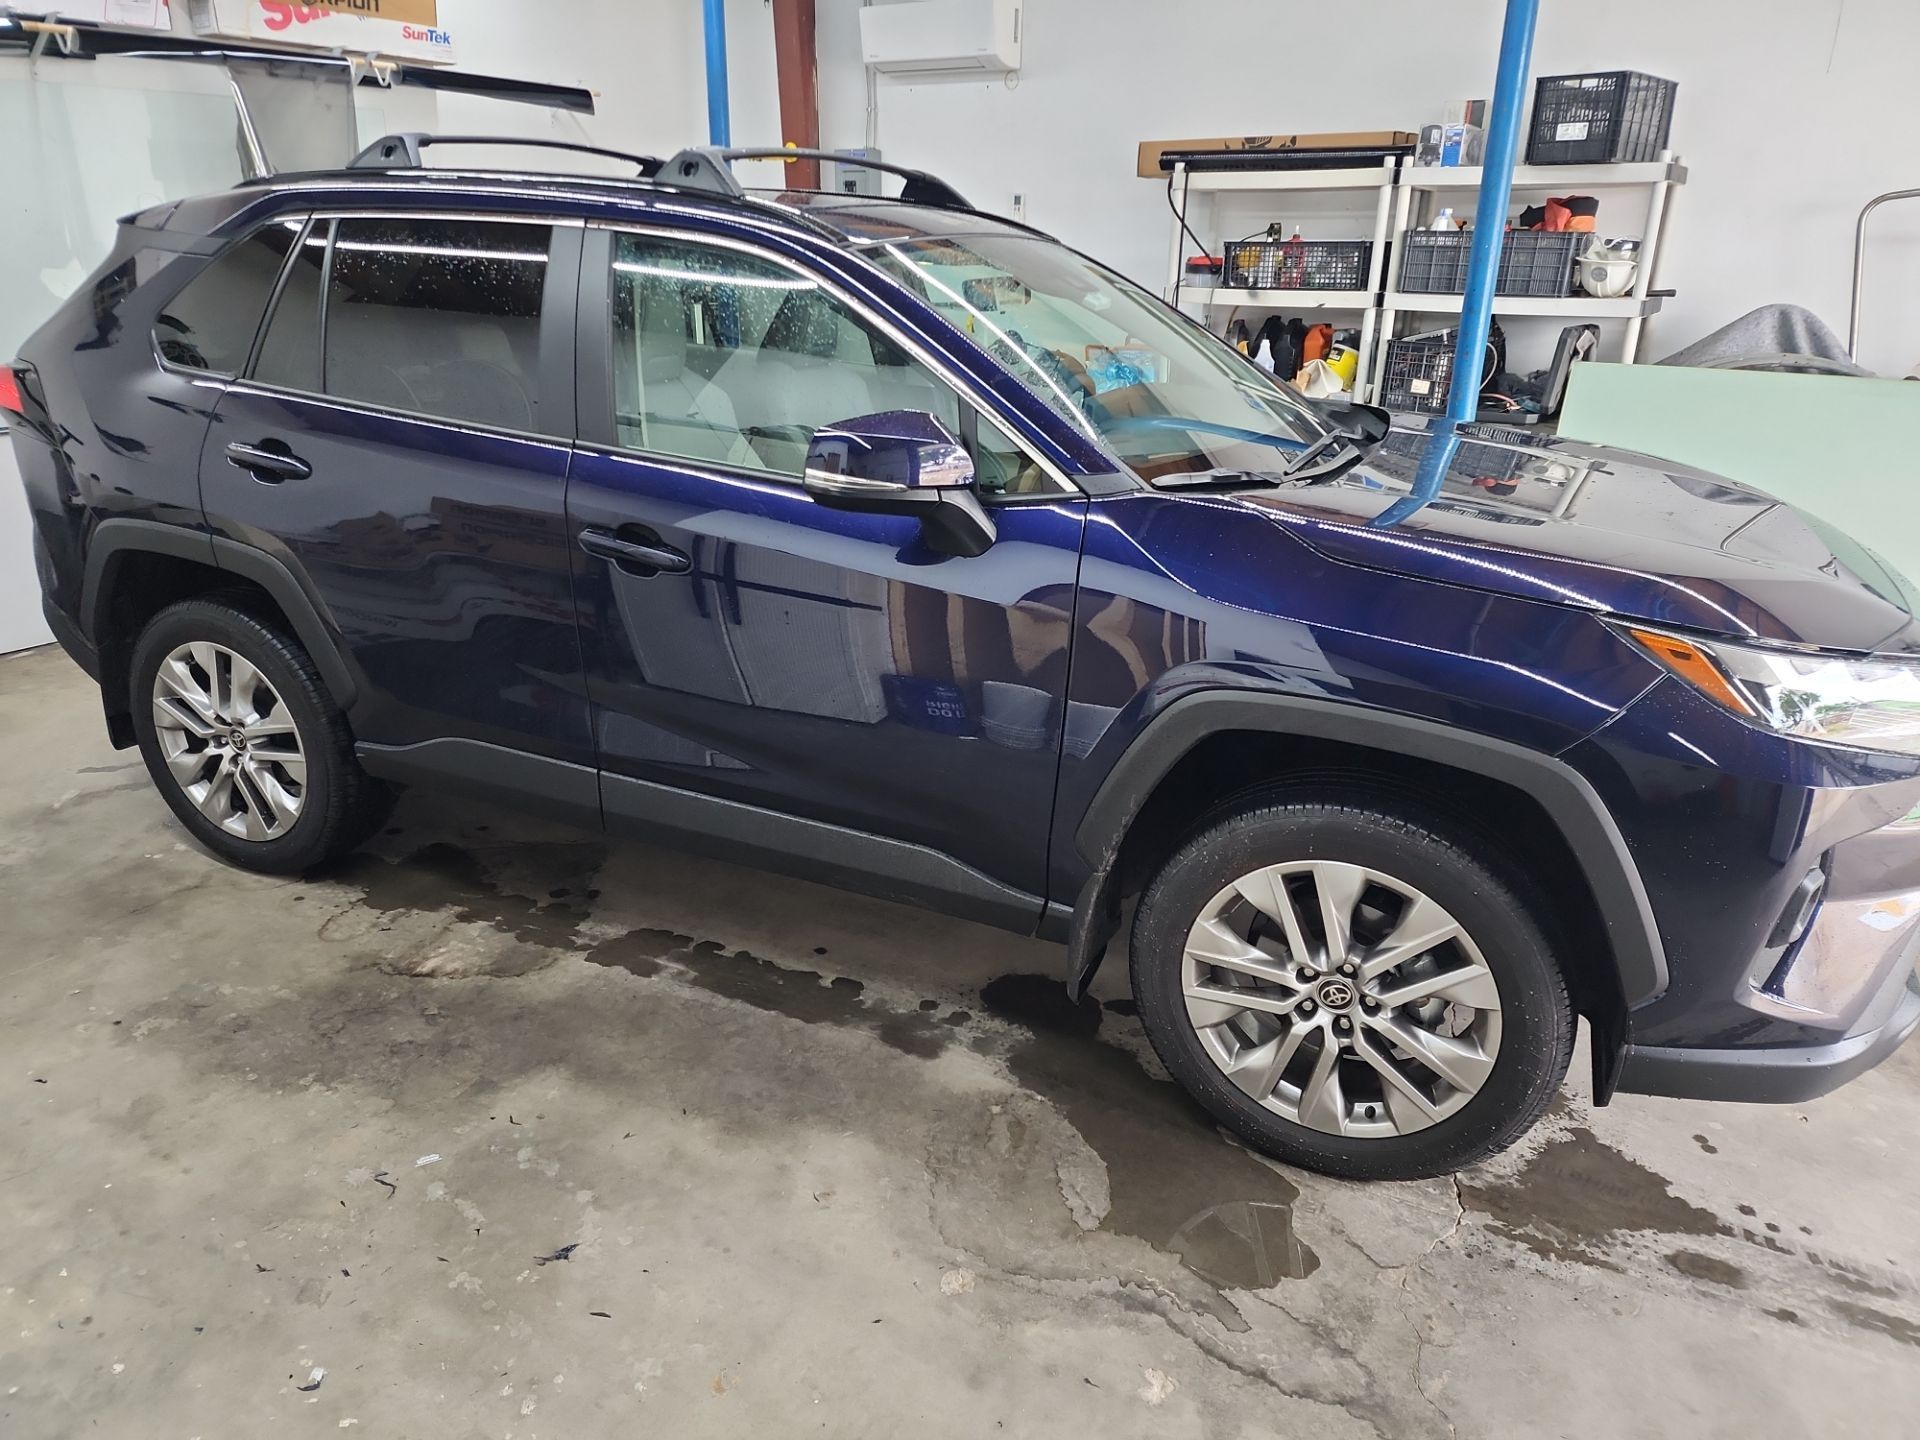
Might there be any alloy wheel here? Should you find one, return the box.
[1180,860,1503,1138]
[150,641,308,841]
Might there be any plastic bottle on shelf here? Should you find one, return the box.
[1429,208,1458,232]
[1280,226,1308,288]
[1253,337,1277,373]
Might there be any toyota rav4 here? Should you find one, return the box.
[8,136,1919,1179]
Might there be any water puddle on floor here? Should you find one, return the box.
[1458,1125,1730,1268]
[583,930,958,1059]
[327,832,1315,1297]
[330,839,605,964]
[978,975,1319,1293]
[582,946,1321,1296]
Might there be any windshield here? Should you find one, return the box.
[866,233,1328,483]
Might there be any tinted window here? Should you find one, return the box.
[323,217,553,431]
[253,219,326,393]
[153,220,300,374]
[610,233,960,476]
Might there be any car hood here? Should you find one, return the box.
[1231,423,1920,656]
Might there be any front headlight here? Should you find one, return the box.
[1619,624,1920,757]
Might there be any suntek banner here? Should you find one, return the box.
[187,0,456,63]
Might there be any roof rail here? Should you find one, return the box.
[657,147,972,212]
[349,133,663,177]
[342,134,973,213]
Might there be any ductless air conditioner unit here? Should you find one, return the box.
[860,0,1022,78]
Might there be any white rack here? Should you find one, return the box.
[1159,153,1687,408]
[1163,158,1398,402]
[1373,154,1687,400]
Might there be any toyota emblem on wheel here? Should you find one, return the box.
[1316,979,1356,1010]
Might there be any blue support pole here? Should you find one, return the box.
[703,0,732,147]
[1446,0,1539,423]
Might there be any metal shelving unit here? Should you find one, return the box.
[1163,157,1399,403]
[1372,153,1687,399]
[1160,153,1686,409]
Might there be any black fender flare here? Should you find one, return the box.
[1065,690,1668,1018]
[81,518,359,710]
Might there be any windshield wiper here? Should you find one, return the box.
[1150,468,1277,490]
[1276,430,1373,484]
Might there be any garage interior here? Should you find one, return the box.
[5,2,1920,1436]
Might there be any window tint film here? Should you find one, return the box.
[870,234,1325,485]
[324,217,553,431]
[153,220,300,374]
[253,219,327,393]
[609,233,967,478]
[970,407,1054,497]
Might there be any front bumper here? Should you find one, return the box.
[1617,967,1920,1104]
[1566,676,1920,1105]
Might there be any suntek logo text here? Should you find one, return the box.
[402,25,452,44]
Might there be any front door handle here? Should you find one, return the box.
[227,440,312,483]
[578,526,692,577]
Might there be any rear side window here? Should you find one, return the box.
[153,220,301,374]
[322,217,554,432]
[253,220,327,394]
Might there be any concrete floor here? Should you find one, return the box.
[4,644,1919,1439]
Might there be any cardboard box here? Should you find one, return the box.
[187,0,455,64]
[308,0,437,20]
[1137,132,1418,178]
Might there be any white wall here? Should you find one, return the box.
[817,0,1920,377]
[409,0,782,165]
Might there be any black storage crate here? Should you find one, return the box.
[1397,228,1583,298]
[1380,331,1458,415]
[1221,237,1373,291]
[1526,71,1676,165]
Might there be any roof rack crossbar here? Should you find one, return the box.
[350,133,663,177]
[657,146,972,212]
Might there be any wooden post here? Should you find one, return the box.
[771,0,820,190]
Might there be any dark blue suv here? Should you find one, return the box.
[9,137,1920,1179]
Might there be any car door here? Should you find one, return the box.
[566,223,1088,926]
[198,212,596,819]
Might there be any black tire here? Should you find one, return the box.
[1130,794,1574,1181]
[129,596,390,875]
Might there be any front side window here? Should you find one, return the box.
[322,217,554,431]
[868,233,1328,485]
[611,232,1031,483]
[153,220,302,374]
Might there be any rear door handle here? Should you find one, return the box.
[227,440,312,483]
[578,526,692,577]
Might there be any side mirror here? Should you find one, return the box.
[802,410,996,558]
[1311,397,1393,445]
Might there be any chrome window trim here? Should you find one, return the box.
[588,219,1081,498]
[217,378,575,453]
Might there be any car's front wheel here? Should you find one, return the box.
[1130,793,1574,1180]
[130,597,389,874]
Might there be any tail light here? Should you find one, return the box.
[0,364,24,419]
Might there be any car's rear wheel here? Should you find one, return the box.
[1130,794,1574,1180]
[130,597,388,874]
